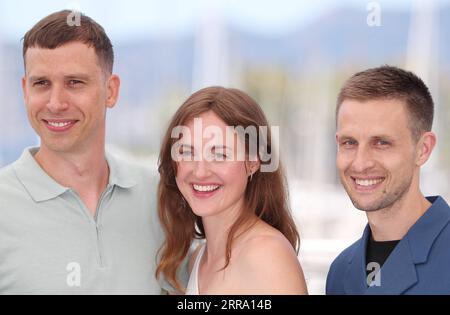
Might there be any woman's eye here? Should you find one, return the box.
[180,150,192,156]
[211,151,228,161]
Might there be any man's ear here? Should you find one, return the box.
[416,131,437,166]
[22,77,27,103]
[106,74,120,108]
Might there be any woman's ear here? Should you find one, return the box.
[246,160,261,176]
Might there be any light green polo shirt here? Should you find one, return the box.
[0,147,172,294]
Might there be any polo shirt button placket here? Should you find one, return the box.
[95,186,113,269]
[96,223,105,269]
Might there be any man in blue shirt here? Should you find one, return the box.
[327,65,450,294]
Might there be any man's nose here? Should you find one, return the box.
[351,146,376,173]
[47,85,69,113]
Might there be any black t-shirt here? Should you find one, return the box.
[365,234,400,278]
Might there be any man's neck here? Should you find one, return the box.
[34,145,110,216]
[367,190,432,241]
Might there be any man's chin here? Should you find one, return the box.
[40,141,77,154]
[349,196,385,212]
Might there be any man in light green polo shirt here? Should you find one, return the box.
[0,10,183,294]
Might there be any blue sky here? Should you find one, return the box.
[0,0,447,42]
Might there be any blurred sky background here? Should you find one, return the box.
[1,0,449,294]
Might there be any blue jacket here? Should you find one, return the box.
[326,196,450,294]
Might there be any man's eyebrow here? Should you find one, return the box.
[28,75,47,82]
[64,74,91,81]
[337,134,396,142]
[371,135,396,142]
[28,74,92,82]
[336,134,355,140]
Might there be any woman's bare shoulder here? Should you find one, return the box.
[234,223,308,294]
[238,220,295,256]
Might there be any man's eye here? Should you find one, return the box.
[33,80,49,87]
[375,140,390,146]
[68,80,83,86]
[341,140,357,146]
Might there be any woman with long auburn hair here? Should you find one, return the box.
[156,86,307,294]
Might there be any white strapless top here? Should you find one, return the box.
[185,244,206,295]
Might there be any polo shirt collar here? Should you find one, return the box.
[105,152,137,189]
[13,147,137,203]
[13,147,68,202]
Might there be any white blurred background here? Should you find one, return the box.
[1,0,449,294]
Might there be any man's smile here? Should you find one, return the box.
[43,119,78,132]
[350,176,386,192]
